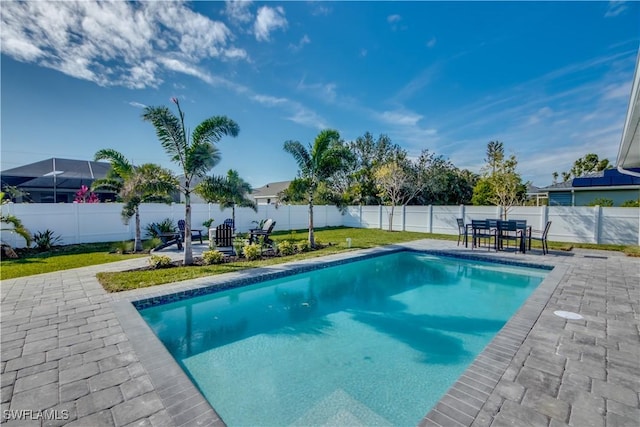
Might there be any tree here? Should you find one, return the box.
[143,98,239,265]
[92,149,177,252]
[374,159,422,231]
[283,129,350,247]
[553,153,611,182]
[415,150,477,205]
[195,169,257,227]
[0,192,32,251]
[486,141,504,175]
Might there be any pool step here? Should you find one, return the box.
[291,388,394,427]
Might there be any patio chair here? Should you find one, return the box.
[471,219,496,251]
[214,224,234,248]
[529,221,552,255]
[223,218,235,232]
[456,218,468,247]
[178,219,203,244]
[249,219,276,245]
[497,220,523,252]
[151,224,183,251]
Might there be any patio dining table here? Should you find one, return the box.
[468,219,531,253]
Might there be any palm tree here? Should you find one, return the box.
[195,169,257,228]
[92,149,177,252]
[0,193,32,250]
[142,98,239,265]
[283,129,349,248]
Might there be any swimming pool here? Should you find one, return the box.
[139,251,548,426]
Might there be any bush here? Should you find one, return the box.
[149,255,172,269]
[297,241,310,253]
[143,238,161,251]
[621,199,640,207]
[111,241,133,254]
[243,243,262,260]
[233,237,246,257]
[587,198,614,207]
[202,250,225,265]
[202,218,215,228]
[278,240,296,256]
[32,229,62,251]
[145,219,176,238]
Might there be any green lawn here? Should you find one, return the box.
[2,227,637,290]
[0,242,146,280]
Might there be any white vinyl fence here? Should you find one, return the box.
[2,203,639,248]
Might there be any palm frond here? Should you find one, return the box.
[185,143,221,179]
[283,140,312,173]
[91,177,123,195]
[94,149,134,178]
[0,213,32,246]
[142,106,187,166]
[192,116,240,146]
[194,175,231,204]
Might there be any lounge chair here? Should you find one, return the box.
[529,221,552,255]
[178,219,203,244]
[151,224,183,251]
[249,219,276,245]
[214,223,234,248]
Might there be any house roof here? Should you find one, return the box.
[252,180,291,199]
[0,158,111,189]
[541,168,640,191]
[617,50,640,173]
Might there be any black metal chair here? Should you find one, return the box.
[497,220,523,252]
[456,218,468,247]
[529,221,552,255]
[471,219,496,250]
[178,219,203,244]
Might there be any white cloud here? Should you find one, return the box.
[297,79,337,103]
[377,110,423,127]
[224,0,253,24]
[0,0,248,89]
[605,1,628,17]
[254,6,288,42]
[128,101,147,108]
[289,35,311,52]
[288,108,328,130]
[426,37,437,48]
[252,95,288,106]
[387,14,402,23]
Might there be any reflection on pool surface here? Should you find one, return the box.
[140,251,548,426]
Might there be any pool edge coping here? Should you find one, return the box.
[111,243,564,427]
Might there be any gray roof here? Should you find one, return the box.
[1,158,111,189]
[252,180,291,199]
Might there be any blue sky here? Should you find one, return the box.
[1,1,638,188]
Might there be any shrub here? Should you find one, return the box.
[621,199,640,207]
[587,198,614,207]
[243,243,262,260]
[278,240,296,256]
[111,241,133,254]
[145,218,176,238]
[297,241,310,253]
[202,250,225,265]
[143,238,161,251]
[149,255,173,269]
[32,229,62,251]
[202,218,215,228]
[233,237,246,257]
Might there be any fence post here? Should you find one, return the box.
[379,205,383,230]
[402,205,406,231]
[594,205,602,244]
[428,205,433,233]
[359,205,363,228]
[75,203,80,244]
[541,205,548,232]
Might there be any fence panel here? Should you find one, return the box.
[600,207,639,245]
[432,206,463,235]
[359,206,380,229]
[548,207,597,243]
[405,206,429,233]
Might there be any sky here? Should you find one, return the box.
[1,1,639,189]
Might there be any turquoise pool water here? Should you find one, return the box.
[140,251,548,426]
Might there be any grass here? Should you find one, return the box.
[3,227,638,286]
[0,242,146,280]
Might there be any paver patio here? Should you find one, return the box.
[1,239,638,426]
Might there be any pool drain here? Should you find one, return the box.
[553,310,583,320]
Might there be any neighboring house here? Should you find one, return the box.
[0,158,112,203]
[525,184,548,206]
[252,180,291,205]
[542,168,640,206]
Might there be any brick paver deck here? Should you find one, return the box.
[1,240,638,426]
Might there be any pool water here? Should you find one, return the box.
[140,251,547,426]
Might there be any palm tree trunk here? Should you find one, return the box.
[308,193,315,248]
[232,204,236,231]
[184,190,193,265]
[134,208,142,252]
